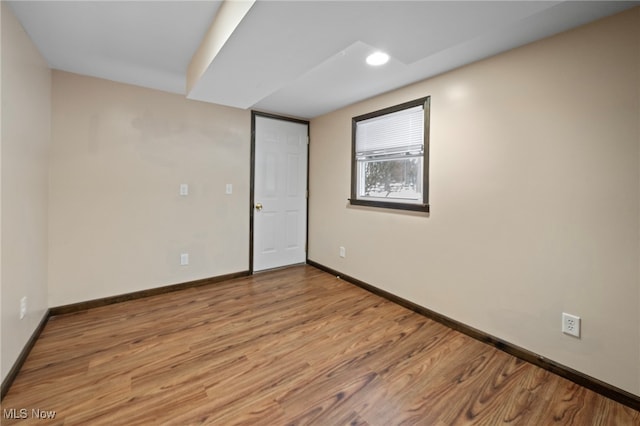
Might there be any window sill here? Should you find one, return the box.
[348,198,429,213]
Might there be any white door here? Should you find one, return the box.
[253,115,308,272]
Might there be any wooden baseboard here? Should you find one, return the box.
[306,259,640,411]
[50,271,250,316]
[1,309,50,400]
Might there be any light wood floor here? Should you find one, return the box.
[2,265,639,425]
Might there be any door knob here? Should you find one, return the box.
[255,202,263,211]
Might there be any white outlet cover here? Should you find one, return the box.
[180,253,189,265]
[225,183,233,195]
[562,312,581,337]
[180,183,189,196]
[20,297,27,320]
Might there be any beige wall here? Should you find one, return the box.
[309,8,640,395]
[49,72,250,307]
[1,3,51,382]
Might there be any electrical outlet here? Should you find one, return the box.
[20,297,27,320]
[562,312,581,337]
[339,246,346,258]
[180,253,189,266]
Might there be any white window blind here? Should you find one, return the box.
[355,105,424,157]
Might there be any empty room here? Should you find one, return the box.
[1,0,639,424]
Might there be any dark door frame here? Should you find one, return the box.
[249,111,310,274]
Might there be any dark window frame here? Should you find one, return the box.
[350,96,430,213]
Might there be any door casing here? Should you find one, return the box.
[250,111,310,274]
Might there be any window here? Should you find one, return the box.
[350,96,430,212]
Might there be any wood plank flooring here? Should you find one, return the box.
[2,265,639,425]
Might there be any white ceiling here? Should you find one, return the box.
[8,1,639,119]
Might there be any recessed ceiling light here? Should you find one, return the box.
[366,51,390,66]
